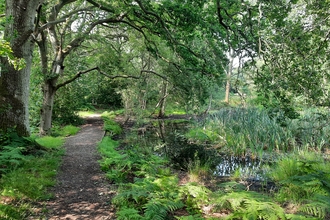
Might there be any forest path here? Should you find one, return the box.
[41,115,116,220]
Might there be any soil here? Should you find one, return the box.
[31,114,117,220]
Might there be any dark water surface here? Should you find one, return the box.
[128,119,265,179]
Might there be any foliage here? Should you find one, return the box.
[98,136,168,183]
[116,208,143,220]
[99,133,214,219]
[253,0,330,114]
[35,136,65,149]
[0,145,63,218]
[52,85,85,126]
[103,119,122,136]
[0,203,31,220]
[0,123,69,218]
[287,108,330,151]
[0,40,26,70]
[114,176,185,220]
[187,107,330,157]
[187,156,212,183]
[212,190,286,220]
[179,182,211,213]
[194,108,293,155]
[56,125,80,137]
[268,152,330,218]
[0,131,46,174]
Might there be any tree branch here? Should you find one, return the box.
[55,67,99,90]
[62,13,126,55]
[140,70,168,81]
[98,69,140,79]
[86,0,115,13]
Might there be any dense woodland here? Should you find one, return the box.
[1,0,330,219]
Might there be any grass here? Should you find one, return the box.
[0,124,78,219]
[0,148,64,219]
[58,125,80,136]
[187,158,212,183]
[185,107,330,157]
[35,136,65,149]
[101,108,330,219]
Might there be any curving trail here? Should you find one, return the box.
[42,115,116,220]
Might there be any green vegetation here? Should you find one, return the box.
[99,115,330,219]
[0,125,79,219]
[101,111,123,136]
[2,0,330,218]
[35,136,65,149]
[186,108,330,157]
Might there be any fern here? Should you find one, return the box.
[116,207,143,220]
[212,191,286,219]
[103,119,122,136]
[0,145,27,173]
[299,203,326,219]
[114,176,185,219]
[144,199,184,220]
[175,215,204,220]
[286,213,320,220]
[179,182,211,211]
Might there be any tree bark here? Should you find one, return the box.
[40,78,58,135]
[158,80,168,118]
[0,0,42,136]
[224,48,234,104]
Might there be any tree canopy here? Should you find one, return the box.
[1,0,330,135]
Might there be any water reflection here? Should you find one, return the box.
[130,119,265,178]
[214,155,264,179]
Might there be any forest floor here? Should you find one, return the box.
[31,114,117,220]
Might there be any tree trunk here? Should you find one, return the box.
[0,0,42,136]
[39,79,58,135]
[158,80,168,118]
[224,48,234,104]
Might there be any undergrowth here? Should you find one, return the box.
[268,152,330,219]
[186,108,330,156]
[100,116,330,219]
[0,125,76,219]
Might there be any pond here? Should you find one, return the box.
[125,118,266,179]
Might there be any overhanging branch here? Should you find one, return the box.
[98,69,140,79]
[55,66,99,91]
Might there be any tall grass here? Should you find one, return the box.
[187,107,330,156]
[202,108,293,156]
[288,108,330,151]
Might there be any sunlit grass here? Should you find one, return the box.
[58,125,80,136]
[187,159,212,183]
[36,136,65,149]
[78,109,106,117]
[0,148,64,218]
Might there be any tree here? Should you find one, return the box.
[0,0,43,136]
[32,0,224,134]
[254,0,330,117]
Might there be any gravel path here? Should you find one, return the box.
[42,115,116,220]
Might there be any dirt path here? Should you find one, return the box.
[41,115,116,220]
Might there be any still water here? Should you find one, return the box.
[126,119,265,179]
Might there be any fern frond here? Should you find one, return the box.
[213,191,285,219]
[116,207,143,220]
[299,203,326,219]
[144,198,184,220]
[286,213,320,220]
